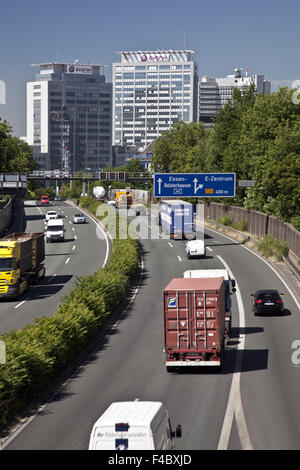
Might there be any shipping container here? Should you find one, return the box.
[163,277,226,369]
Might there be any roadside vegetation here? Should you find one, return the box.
[0,199,139,427]
[152,86,300,230]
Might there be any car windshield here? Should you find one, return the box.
[48,212,56,215]
[48,226,62,231]
[74,214,83,217]
[0,258,13,271]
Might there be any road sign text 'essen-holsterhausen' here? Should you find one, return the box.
[154,173,236,198]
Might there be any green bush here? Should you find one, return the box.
[257,235,289,260]
[0,200,139,427]
[290,216,300,231]
[216,214,233,226]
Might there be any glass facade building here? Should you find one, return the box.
[27,63,112,172]
[112,50,198,150]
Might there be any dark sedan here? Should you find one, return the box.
[251,290,284,315]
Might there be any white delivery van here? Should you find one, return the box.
[45,218,65,243]
[186,239,206,259]
[88,400,181,450]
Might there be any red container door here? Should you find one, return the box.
[164,288,223,352]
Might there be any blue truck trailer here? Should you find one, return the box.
[159,200,195,239]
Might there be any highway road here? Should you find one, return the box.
[2,208,300,450]
[0,200,109,334]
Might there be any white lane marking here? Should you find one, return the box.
[69,220,71,224]
[72,246,76,251]
[66,203,110,268]
[65,257,70,264]
[177,255,182,262]
[47,274,57,283]
[1,214,131,451]
[206,246,213,252]
[14,300,27,309]
[72,227,75,231]
[217,255,252,450]
[74,235,77,240]
[205,226,300,312]
[168,242,173,248]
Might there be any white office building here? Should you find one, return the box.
[198,68,271,125]
[112,50,198,150]
[26,62,112,172]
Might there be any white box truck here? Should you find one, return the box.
[183,269,236,335]
[88,400,181,450]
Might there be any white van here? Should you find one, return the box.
[88,401,181,450]
[186,239,206,259]
[46,218,65,243]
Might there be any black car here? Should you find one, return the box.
[251,290,284,315]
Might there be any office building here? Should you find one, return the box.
[26,62,112,172]
[198,68,271,125]
[112,50,198,150]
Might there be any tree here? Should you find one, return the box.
[0,119,37,172]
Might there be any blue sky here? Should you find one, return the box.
[0,0,299,136]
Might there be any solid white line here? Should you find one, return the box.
[206,246,213,252]
[1,231,139,451]
[177,255,182,262]
[66,203,110,268]
[65,257,70,264]
[14,300,26,309]
[217,255,252,450]
[205,226,300,312]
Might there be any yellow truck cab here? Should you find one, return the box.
[115,190,132,209]
[0,233,45,299]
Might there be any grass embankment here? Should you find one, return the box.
[0,198,139,427]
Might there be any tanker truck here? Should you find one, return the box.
[0,232,46,299]
[93,186,106,201]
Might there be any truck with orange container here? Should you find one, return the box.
[163,277,227,370]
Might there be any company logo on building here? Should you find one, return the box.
[139,53,169,62]
[67,65,93,74]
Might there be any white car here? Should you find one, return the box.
[45,211,59,222]
[73,213,86,224]
[186,240,206,259]
[107,200,116,206]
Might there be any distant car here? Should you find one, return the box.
[45,211,58,222]
[107,200,116,206]
[251,290,284,315]
[40,195,50,205]
[54,196,62,201]
[73,213,86,224]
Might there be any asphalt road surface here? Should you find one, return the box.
[2,209,300,450]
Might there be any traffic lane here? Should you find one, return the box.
[5,231,234,450]
[0,201,108,334]
[204,227,300,449]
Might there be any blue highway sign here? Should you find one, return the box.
[154,173,236,198]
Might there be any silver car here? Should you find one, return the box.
[73,213,86,224]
